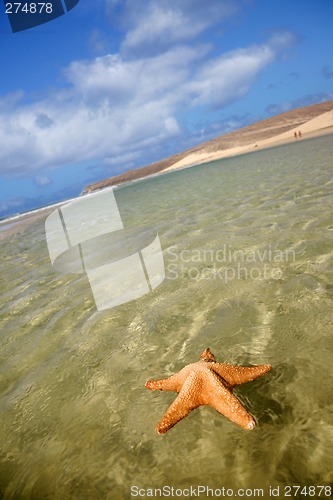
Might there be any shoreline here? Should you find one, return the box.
[82,100,333,194]
[0,204,60,241]
[162,111,333,173]
[1,111,332,242]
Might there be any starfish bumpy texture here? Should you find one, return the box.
[145,348,272,433]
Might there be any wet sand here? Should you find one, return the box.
[0,206,56,241]
[163,110,333,172]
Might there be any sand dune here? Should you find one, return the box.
[163,109,333,172]
[83,99,333,193]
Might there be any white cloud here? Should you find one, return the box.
[0,196,28,215]
[0,0,296,181]
[266,91,333,116]
[187,44,275,109]
[121,4,206,55]
[0,90,25,110]
[108,0,239,56]
[34,175,52,187]
[0,45,208,176]
[89,29,109,53]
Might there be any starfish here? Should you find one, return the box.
[145,348,272,433]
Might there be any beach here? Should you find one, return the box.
[1,134,333,497]
[163,109,333,172]
[2,103,333,240]
[83,99,333,194]
[0,207,55,241]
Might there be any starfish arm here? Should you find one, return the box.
[145,364,194,392]
[202,372,256,430]
[211,363,272,387]
[155,371,202,434]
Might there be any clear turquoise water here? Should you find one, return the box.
[1,135,333,499]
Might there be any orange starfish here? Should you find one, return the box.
[145,348,272,433]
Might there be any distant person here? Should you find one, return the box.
[294,131,297,139]
[298,130,302,138]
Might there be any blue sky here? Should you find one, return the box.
[0,0,332,218]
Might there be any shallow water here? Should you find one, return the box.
[1,135,333,499]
